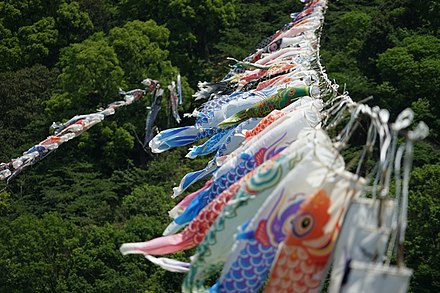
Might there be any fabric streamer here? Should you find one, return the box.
[182,128,338,292]
[121,172,250,256]
[211,134,352,293]
[186,127,234,159]
[264,189,333,293]
[328,198,395,292]
[149,126,226,154]
[177,73,183,104]
[164,102,322,236]
[218,86,318,127]
[143,79,165,145]
[117,1,425,292]
[172,118,261,197]
[168,179,213,219]
[1,85,147,182]
[168,81,182,123]
[149,87,278,153]
[2,3,426,292]
[264,171,365,293]
[215,97,320,175]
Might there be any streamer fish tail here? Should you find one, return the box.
[218,111,249,127]
[186,129,232,158]
[119,233,193,256]
[172,162,217,198]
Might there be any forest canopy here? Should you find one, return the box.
[0,0,439,292]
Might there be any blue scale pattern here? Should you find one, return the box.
[174,155,259,226]
[219,239,277,293]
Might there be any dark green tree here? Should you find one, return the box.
[0,64,58,160]
[405,164,440,292]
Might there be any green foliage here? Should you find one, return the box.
[376,34,440,137]
[6,162,117,225]
[115,0,237,83]
[18,16,59,65]
[0,0,439,292]
[122,184,173,222]
[0,213,82,292]
[0,64,58,160]
[56,1,94,46]
[0,23,21,72]
[107,20,173,85]
[77,0,119,32]
[320,3,440,292]
[411,98,440,141]
[142,147,209,192]
[0,0,94,71]
[54,33,124,117]
[0,212,166,292]
[85,122,137,170]
[325,11,372,54]
[0,190,11,216]
[46,19,185,153]
[405,164,440,292]
[377,35,440,97]
[321,9,377,101]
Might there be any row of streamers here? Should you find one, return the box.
[0,85,149,183]
[1,72,186,183]
[120,0,428,293]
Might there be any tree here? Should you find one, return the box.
[56,1,94,46]
[48,32,124,120]
[405,164,440,292]
[0,17,59,71]
[0,213,81,292]
[376,34,440,115]
[0,1,94,71]
[0,212,178,292]
[0,64,58,160]
[107,20,175,86]
[18,17,59,66]
[0,22,22,72]
[77,0,119,32]
[324,11,372,54]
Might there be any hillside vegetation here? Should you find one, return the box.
[0,0,438,292]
